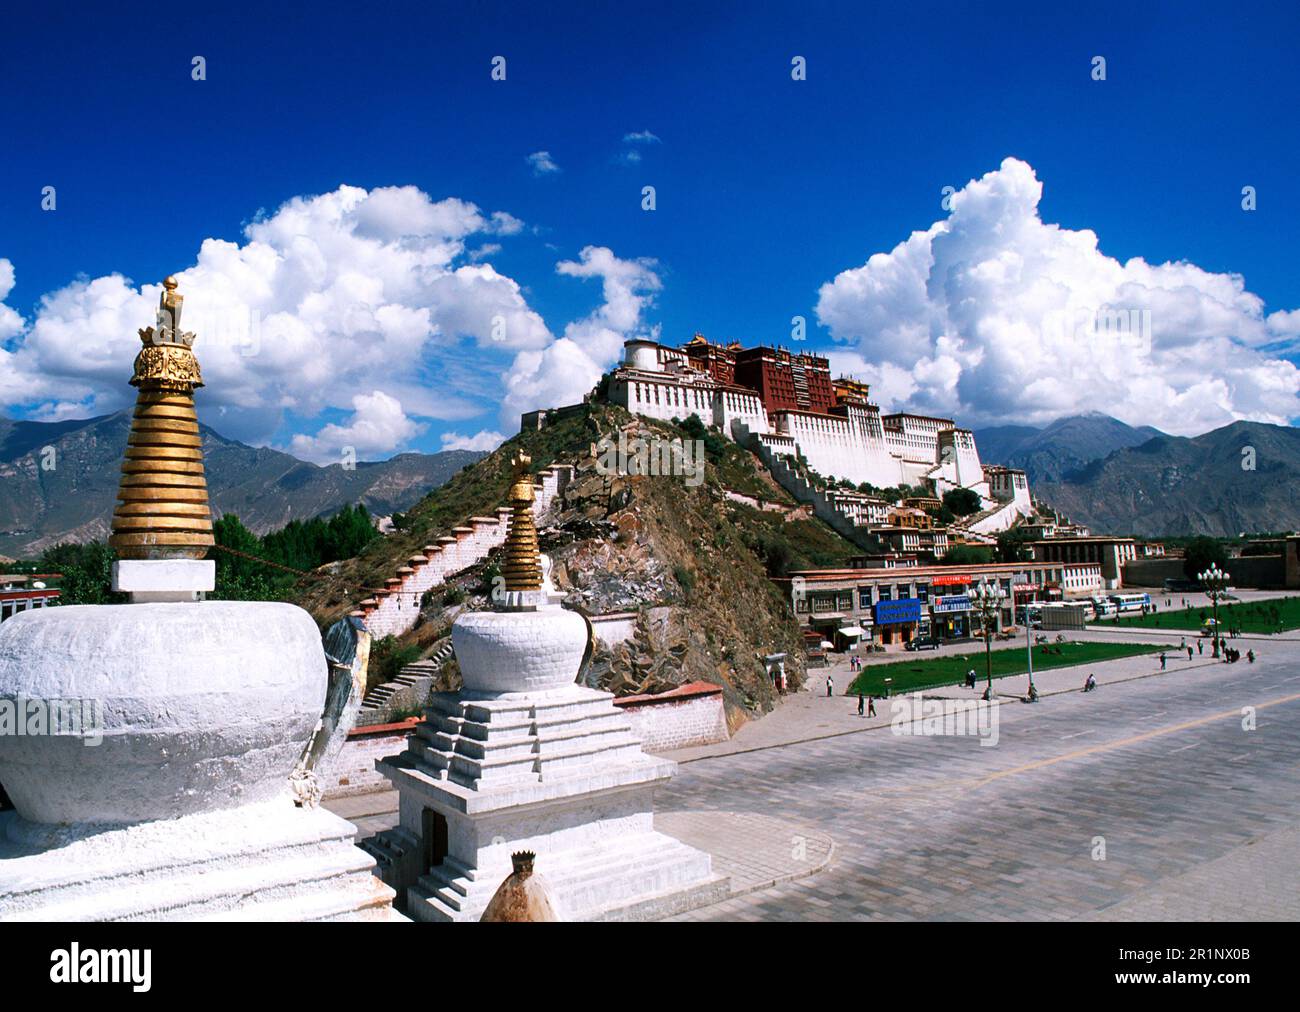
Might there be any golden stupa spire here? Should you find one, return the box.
[108,276,215,560]
[500,452,542,592]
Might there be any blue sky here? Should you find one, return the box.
[1,0,1297,458]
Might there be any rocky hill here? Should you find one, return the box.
[297,403,862,727]
[1033,420,1300,537]
[0,412,481,558]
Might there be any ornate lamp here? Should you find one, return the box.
[1199,563,1229,658]
[972,579,1005,698]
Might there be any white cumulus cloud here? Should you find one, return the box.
[815,157,1300,435]
[502,246,661,426]
[289,389,425,463]
[0,185,552,450]
[440,429,506,452]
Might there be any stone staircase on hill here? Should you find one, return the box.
[351,465,574,640]
[357,638,456,726]
[950,501,1017,540]
[730,420,884,553]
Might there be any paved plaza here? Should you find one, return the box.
[329,612,1300,921]
[665,636,1300,921]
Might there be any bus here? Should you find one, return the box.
[1108,592,1151,614]
[1089,596,1117,620]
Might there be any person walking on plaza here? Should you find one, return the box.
[1197,639,1203,656]
[1187,645,1194,660]
[826,674,834,697]
[867,695,876,717]
[857,693,865,716]
[1160,652,1167,670]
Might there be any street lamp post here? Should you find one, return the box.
[972,580,1005,701]
[1199,564,1230,659]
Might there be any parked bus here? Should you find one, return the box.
[1108,592,1151,614]
[1089,596,1117,620]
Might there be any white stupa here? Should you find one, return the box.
[367,453,727,921]
[0,278,399,921]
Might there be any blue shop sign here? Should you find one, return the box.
[874,598,922,625]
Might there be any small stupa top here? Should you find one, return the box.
[500,452,542,593]
[108,276,215,561]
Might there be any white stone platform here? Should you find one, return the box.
[368,685,728,921]
[0,798,403,922]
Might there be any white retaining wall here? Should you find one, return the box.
[613,683,729,752]
[359,466,574,639]
[320,722,415,799]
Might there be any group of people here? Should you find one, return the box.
[1222,646,1254,664]
[847,655,864,672]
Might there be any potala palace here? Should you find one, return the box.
[601,335,1034,538]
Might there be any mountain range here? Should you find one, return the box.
[1026,420,1300,538]
[0,412,483,559]
[974,412,1166,483]
[1,408,1294,558]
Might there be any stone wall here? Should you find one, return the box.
[320,719,418,800]
[357,465,574,639]
[612,681,729,752]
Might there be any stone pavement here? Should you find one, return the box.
[663,637,1218,763]
[325,621,1300,921]
[664,643,1300,920]
[654,810,833,897]
[1083,824,1300,921]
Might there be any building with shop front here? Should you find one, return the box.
[780,559,1104,651]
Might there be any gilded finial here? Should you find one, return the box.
[109,276,214,561]
[500,451,542,592]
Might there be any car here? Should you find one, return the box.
[905,638,940,652]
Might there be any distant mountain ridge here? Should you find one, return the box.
[1031,419,1300,538]
[975,412,1165,484]
[0,412,483,558]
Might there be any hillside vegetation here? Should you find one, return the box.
[296,403,864,724]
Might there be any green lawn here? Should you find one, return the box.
[846,640,1166,696]
[1106,595,1300,635]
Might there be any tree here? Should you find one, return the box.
[1182,536,1229,581]
[942,544,993,566]
[211,513,281,601]
[942,487,982,516]
[36,542,121,605]
[996,528,1034,563]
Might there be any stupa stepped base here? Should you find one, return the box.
[0,798,405,922]
[406,829,726,923]
[369,684,728,921]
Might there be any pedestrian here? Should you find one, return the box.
[857,693,865,716]
[1187,645,1193,660]
[1197,640,1203,655]
[1160,652,1166,670]
[826,675,834,697]
[868,696,876,717]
